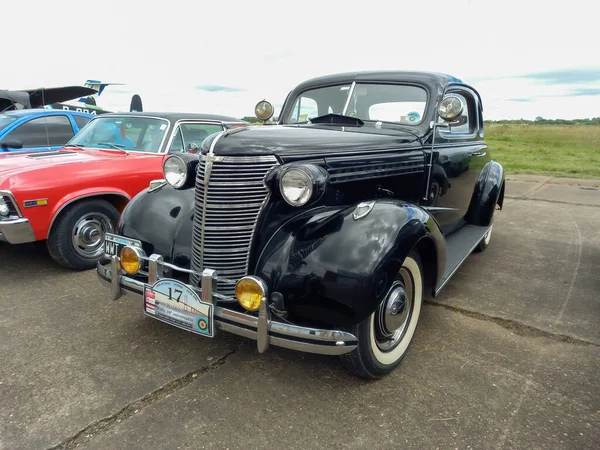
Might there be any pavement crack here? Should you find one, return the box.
[504,195,600,208]
[46,345,241,450]
[425,301,599,347]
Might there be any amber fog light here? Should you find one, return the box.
[120,246,146,275]
[235,276,268,311]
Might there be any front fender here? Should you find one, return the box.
[46,187,131,239]
[255,200,444,327]
[466,161,504,226]
[118,185,195,268]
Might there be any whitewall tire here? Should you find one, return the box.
[341,251,423,379]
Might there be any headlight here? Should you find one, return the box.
[120,245,146,275]
[235,276,268,311]
[163,155,188,188]
[280,167,314,206]
[0,197,9,217]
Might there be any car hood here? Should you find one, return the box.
[0,148,149,188]
[205,124,423,162]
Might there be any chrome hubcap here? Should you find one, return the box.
[375,268,414,352]
[71,213,113,259]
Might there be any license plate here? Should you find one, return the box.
[143,279,214,338]
[104,233,142,258]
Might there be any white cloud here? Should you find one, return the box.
[3,0,598,119]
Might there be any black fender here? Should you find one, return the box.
[255,200,445,327]
[465,161,505,226]
[118,185,195,269]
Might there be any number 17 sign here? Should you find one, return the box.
[143,278,214,338]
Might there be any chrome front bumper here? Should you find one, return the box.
[96,256,358,356]
[0,218,36,244]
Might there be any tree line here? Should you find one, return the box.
[485,117,600,125]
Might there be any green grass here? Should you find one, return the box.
[485,124,600,179]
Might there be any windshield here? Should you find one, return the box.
[0,114,18,132]
[67,116,169,152]
[285,83,428,125]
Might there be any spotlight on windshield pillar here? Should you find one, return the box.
[254,100,274,123]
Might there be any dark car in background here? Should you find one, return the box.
[0,109,93,154]
[97,71,505,379]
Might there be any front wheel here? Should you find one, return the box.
[47,199,120,270]
[340,251,423,379]
[474,224,493,253]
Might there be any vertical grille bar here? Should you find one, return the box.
[190,154,279,299]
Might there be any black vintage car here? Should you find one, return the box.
[97,71,505,379]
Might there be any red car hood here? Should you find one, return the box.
[0,148,157,187]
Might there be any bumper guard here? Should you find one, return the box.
[96,256,358,356]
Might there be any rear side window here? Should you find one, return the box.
[8,115,75,147]
[74,115,92,131]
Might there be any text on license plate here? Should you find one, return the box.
[104,233,142,257]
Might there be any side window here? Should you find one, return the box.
[74,115,92,131]
[439,93,473,135]
[8,115,74,147]
[168,123,224,153]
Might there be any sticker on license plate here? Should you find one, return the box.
[104,233,142,257]
[143,279,214,338]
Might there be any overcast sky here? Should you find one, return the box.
[4,0,597,120]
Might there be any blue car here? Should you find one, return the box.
[0,109,94,154]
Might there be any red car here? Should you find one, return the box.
[0,112,247,269]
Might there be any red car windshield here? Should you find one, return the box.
[68,116,169,153]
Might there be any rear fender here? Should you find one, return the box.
[255,200,445,327]
[465,161,504,226]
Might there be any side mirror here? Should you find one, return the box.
[0,140,23,150]
[437,95,464,122]
[255,99,274,123]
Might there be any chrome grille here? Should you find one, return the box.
[190,154,279,298]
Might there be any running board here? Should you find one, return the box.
[435,224,491,295]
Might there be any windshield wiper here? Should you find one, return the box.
[309,113,364,126]
[64,143,85,148]
[96,142,127,152]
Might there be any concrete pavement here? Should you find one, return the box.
[0,176,598,449]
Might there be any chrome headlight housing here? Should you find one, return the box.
[163,155,188,189]
[278,164,328,207]
[280,167,313,206]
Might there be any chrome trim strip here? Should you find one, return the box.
[341,81,356,115]
[96,261,358,356]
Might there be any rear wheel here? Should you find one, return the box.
[47,199,119,270]
[340,251,423,379]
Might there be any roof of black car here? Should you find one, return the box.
[292,70,465,92]
[97,111,245,122]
